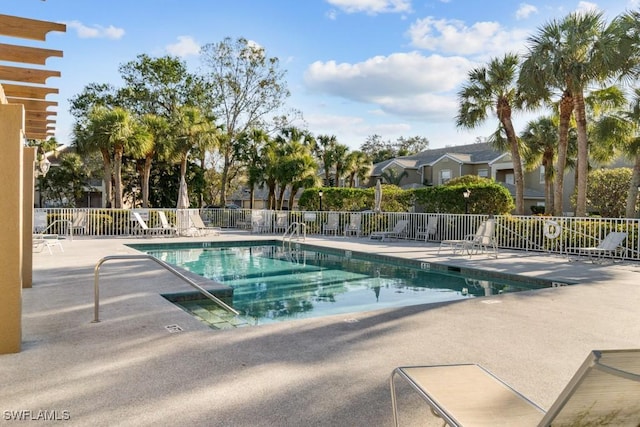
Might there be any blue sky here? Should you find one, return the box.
[3,0,639,151]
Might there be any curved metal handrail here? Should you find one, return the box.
[92,254,239,323]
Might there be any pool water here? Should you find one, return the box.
[133,242,554,329]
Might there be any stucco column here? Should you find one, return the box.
[0,104,25,354]
[23,147,36,289]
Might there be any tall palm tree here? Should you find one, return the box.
[83,106,140,208]
[520,117,558,213]
[238,128,270,209]
[137,114,170,207]
[520,11,629,216]
[313,134,337,186]
[457,53,526,214]
[343,150,371,187]
[332,143,350,187]
[170,106,215,193]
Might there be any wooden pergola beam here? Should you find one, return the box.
[2,84,58,100]
[0,14,66,41]
[26,118,56,128]
[0,43,63,66]
[7,97,57,111]
[25,110,57,121]
[0,65,61,84]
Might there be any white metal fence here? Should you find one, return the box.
[34,207,640,261]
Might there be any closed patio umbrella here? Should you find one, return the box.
[374,178,382,213]
[176,177,190,235]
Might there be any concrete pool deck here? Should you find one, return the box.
[2,232,640,426]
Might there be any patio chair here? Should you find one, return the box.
[251,210,269,233]
[390,349,640,427]
[344,213,362,237]
[273,212,289,234]
[569,231,627,262]
[33,233,64,254]
[71,211,87,235]
[157,211,178,236]
[132,212,165,237]
[189,213,221,236]
[416,215,438,241]
[370,219,409,242]
[438,219,497,258]
[323,212,340,236]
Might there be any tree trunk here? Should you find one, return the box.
[113,148,123,209]
[573,90,589,217]
[100,149,113,208]
[142,155,152,208]
[499,108,525,215]
[553,91,573,216]
[625,153,640,218]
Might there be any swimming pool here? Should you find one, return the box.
[128,241,559,328]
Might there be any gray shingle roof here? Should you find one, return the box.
[371,142,504,175]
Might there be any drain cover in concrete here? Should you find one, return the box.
[165,324,183,333]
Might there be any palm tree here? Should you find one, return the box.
[332,143,350,187]
[313,134,337,186]
[83,106,141,208]
[170,106,215,195]
[457,53,526,214]
[136,114,170,207]
[343,151,371,187]
[380,168,408,186]
[238,128,270,209]
[520,11,630,216]
[520,117,558,213]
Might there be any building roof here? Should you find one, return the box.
[371,142,504,176]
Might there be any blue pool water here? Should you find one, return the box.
[130,242,553,328]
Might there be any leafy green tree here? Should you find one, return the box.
[332,143,350,187]
[38,152,89,207]
[578,168,633,217]
[200,37,290,205]
[380,168,408,186]
[457,53,526,214]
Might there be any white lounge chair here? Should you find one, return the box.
[370,219,408,242]
[33,234,64,254]
[390,349,640,427]
[323,213,340,236]
[438,219,497,257]
[189,213,221,236]
[569,231,627,262]
[157,211,178,236]
[273,212,289,234]
[132,212,165,237]
[416,216,438,241]
[71,211,87,235]
[344,213,362,237]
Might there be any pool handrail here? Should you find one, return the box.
[92,254,239,323]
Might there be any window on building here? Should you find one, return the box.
[478,168,488,178]
[539,165,545,184]
[440,169,451,184]
[505,173,514,185]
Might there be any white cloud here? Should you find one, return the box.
[66,20,125,39]
[326,0,412,15]
[166,36,200,57]
[575,1,599,13]
[515,3,538,20]
[406,17,530,57]
[304,52,471,121]
[305,51,470,98]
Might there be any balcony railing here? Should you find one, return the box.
[33,207,640,261]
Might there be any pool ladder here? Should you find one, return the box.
[283,222,306,246]
[92,254,239,323]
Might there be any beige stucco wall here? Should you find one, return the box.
[23,147,35,289]
[0,103,25,354]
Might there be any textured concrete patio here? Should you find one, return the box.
[2,232,640,426]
